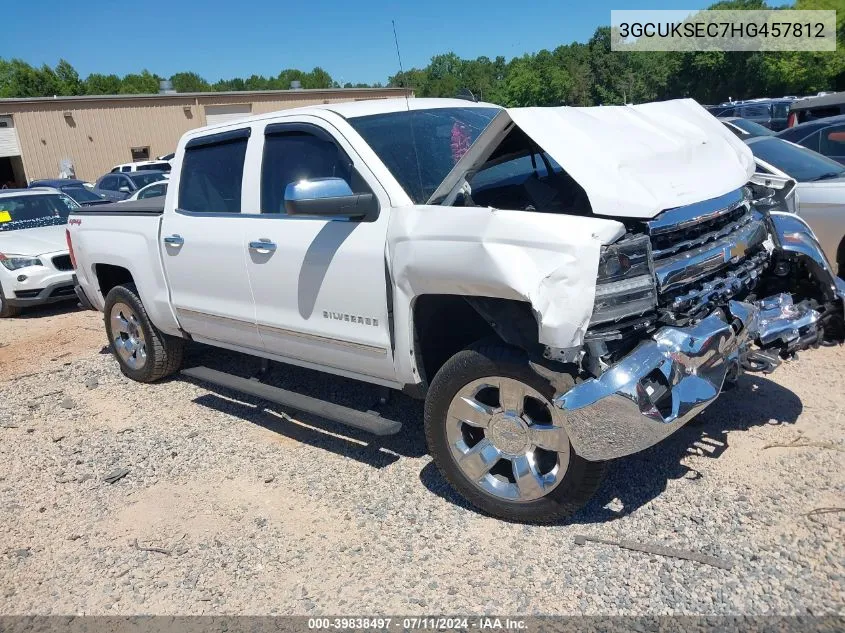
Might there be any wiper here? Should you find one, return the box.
[811,171,845,181]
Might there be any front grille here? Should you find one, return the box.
[14,289,42,299]
[644,188,771,322]
[52,255,73,271]
[48,285,76,298]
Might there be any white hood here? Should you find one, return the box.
[0,224,68,256]
[431,99,755,219]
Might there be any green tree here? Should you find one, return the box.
[170,72,210,93]
[84,73,122,95]
[119,70,160,94]
[55,59,82,95]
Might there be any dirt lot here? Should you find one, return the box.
[1,304,843,616]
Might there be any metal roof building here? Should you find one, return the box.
[0,86,411,186]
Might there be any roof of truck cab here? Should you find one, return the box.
[318,97,501,118]
[185,98,503,137]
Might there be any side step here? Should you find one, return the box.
[181,366,402,436]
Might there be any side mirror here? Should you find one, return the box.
[284,177,376,219]
[119,185,131,194]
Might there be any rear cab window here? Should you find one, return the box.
[179,128,249,213]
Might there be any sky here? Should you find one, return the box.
[4,0,779,86]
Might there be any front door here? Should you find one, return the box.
[160,127,262,350]
[242,119,396,383]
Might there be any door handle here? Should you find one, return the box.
[249,239,277,253]
[163,234,184,246]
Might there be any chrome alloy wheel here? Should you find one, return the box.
[445,377,571,502]
[110,302,147,370]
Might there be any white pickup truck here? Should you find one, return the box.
[68,97,845,523]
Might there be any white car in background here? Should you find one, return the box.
[0,189,79,317]
[745,136,845,277]
[122,179,169,202]
[110,160,171,173]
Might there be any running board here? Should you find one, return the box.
[181,366,402,436]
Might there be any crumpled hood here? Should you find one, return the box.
[432,99,755,219]
[0,224,68,256]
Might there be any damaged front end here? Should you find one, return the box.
[553,188,845,462]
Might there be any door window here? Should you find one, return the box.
[99,176,118,191]
[179,129,249,213]
[819,125,845,157]
[138,183,167,199]
[260,129,369,214]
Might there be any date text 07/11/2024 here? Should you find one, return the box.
[307,617,528,630]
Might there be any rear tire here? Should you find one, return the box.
[424,340,605,523]
[0,285,21,318]
[103,283,184,382]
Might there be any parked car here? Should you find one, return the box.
[719,117,776,139]
[745,136,845,275]
[0,189,79,317]
[787,92,845,127]
[110,160,172,173]
[776,115,845,165]
[28,179,111,206]
[95,171,169,201]
[123,180,168,202]
[708,99,792,131]
[68,98,844,523]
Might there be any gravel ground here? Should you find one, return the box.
[1,305,844,616]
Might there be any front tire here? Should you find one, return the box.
[0,284,21,318]
[103,283,184,382]
[424,340,605,523]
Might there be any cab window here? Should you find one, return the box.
[179,129,249,213]
[260,128,370,214]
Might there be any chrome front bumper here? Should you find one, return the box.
[554,213,844,462]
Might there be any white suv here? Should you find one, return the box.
[0,189,79,317]
[110,160,172,173]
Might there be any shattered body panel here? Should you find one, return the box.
[387,206,625,379]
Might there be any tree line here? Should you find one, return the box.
[1,0,842,106]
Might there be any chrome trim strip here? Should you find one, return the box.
[647,188,746,236]
[176,307,257,330]
[257,322,388,355]
[653,219,768,293]
[651,211,754,260]
[174,308,388,355]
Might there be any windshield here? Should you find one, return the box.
[729,118,774,137]
[749,137,845,182]
[128,172,168,188]
[348,107,500,203]
[61,186,104,203]
[0,194,79,232]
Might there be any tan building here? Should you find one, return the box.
[0,86,411,186]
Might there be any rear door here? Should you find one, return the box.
[241,117,396,383]
[160,127,262,350]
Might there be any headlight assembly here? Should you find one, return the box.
[0,254,43,271]
[592,235,657,325]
